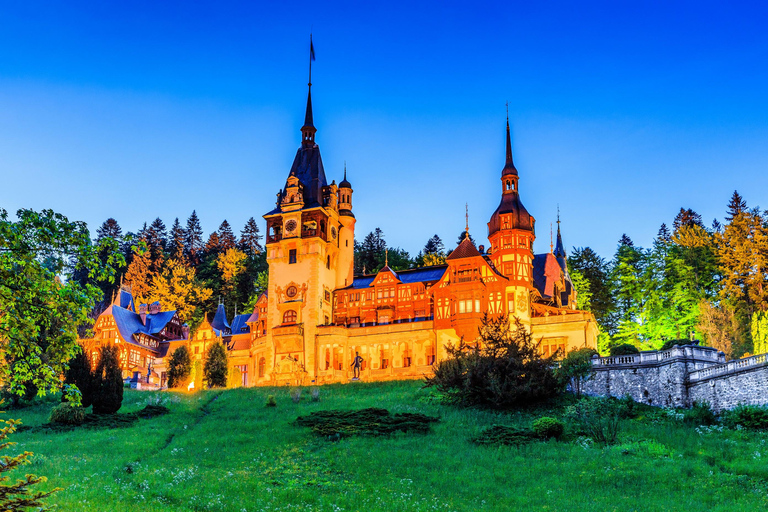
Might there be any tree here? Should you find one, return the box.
[557,347,597,397]
[91,218,127,305]
[570,246,616,335]
[239,217,263,256]
[568,266,593,311]
[124,244,154,305]
[91,344,124,414]
[63,349,94,408]
[421,252,447,266]
[167,345,192,389]
[217,220,237,251]
[611,235,645,346]
[386,247,413,271]
[205,231,221,254]
[355,228,387,273]
[456,230,475,247]
[184,210,204,264]
[423,235,445,256]
[169,218,186,260]
[145,218,167,271]
[150,258,213,322]
[0,407,59,509]
[697,300,747,358]
[672,208,703,234]
[425,314,563,407]
[751,311,768,355]
[217,248,247,312]
[725,190,747,222]
[0,208,117,401]
[204,341,228,388]
[96,218,122,241]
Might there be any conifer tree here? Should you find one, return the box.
[570,247,616,334]
[169,218,186,260]
[423,235,445,256]
[167,345,192,388]
[185,210,204,264]
[239,217,263,256]
[96,218,123,241]
[611,234,645,346]
[91,344,124,414]
[0,409,59,509]
[204,341,228,388]
[456,230,475,247]
[725,190,747,222]
[63,349,94,408]
[217,220,237,251]
[205,231,221,254]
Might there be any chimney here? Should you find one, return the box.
[182,324,190,339]
[139,304,147,325]
[149,301,161,315]
[478,245,485,254]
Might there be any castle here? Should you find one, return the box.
[80,73,598,388]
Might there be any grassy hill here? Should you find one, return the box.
[8,380,768,511]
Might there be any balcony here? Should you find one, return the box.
[272,323,304,337]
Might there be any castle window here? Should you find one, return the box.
[282,310,297,324]
[258,358,266,378]
[505,181,511,191]
[326,256,330,269]
[289,249,297,264]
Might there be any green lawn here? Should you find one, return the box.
[8,381,768,511]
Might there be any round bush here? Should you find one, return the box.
[532,416,565,439]
[609,343,640,356]
[49,403,86,425]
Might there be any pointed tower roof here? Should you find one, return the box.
[211,303,231,335]
[447,236,482,260]
[339,163,351,188]
[502,106,518,177]
[554,210,567,272]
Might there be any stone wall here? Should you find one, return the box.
[581,346,768,411]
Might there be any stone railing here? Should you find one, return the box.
[591,345,725,367]
[689,353,768,383]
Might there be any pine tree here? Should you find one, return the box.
[204,341,228,388]
[63,349,94,408]
[725,190,747,222]
[423,235,445,255]
[167,345,192,388]
[672,208,703,234]
[355,228,387,273]
[570,247,616,334]
[91,344,124,415]
[611,235,645,346]
[96,218,123,242]
[239,217,263,256]
[217,248,247,312]
[169,218,186,260]
[0,410,59,509]
[205,232,221,254]
[217,220,237,251]
[185,211,204,264]
[146,218,167,271]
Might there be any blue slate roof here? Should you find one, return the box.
[111,305,180,352]
[211,304,231,335]
[230,314,252,335]
[350,265,447,289]
[119,289,135,311]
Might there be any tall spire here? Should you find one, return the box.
[301,34,317,147]
[503,102,518,176]
[465,203,469,235]
[554,206,567,271]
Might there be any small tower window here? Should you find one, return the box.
[326,256,331,269]
[505,181,511,191]
[289,249,297,264]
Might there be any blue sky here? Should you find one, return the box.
[1,1,767,260]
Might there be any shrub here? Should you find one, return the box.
[683,401,717,426]
[167,345,192,389]
[609,343,640,356]
[310,386,320,402]
[295,408,439,438]
[63,349,94,407]
[659,339,687,351]
[532,417,565,440]
[425,314,563,408]
[92,344,124,415]
[49,403,86,425]
[290,387,302,403]
[266,395,277,407]
[616,395,641,419]
[203,341,228,388]
[566,397,622,446]
[472,425,537,446]
[557,347,597,396]
[722,404,768,430]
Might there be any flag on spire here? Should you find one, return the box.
[310,34,316,62]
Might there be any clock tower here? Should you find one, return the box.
[262,68,355,382]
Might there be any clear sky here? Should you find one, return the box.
[1,1,767,260]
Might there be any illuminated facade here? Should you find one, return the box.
[81,76,598,388]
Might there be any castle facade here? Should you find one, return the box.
[81,79,598,388]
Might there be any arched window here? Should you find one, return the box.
[258,357,266,378]
[505,180,511,191]
[326,255,331,269]
[282,310,297,324]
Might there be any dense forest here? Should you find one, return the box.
[77,189,768,358]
